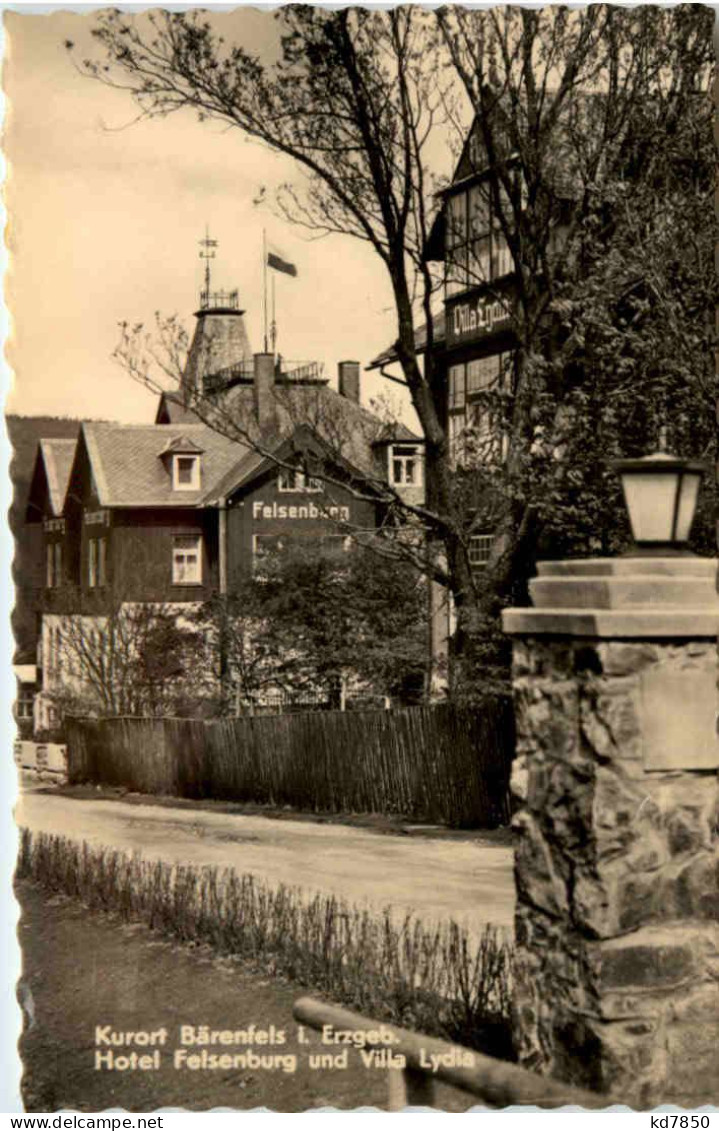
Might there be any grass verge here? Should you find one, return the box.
[17,827,514,1059]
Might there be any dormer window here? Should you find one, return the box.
[390,444,423,488]
[159,434,204,491]
[173,454,201,491]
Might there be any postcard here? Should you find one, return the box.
[4,3,717,1114]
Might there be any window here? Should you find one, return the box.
[449,352,514,467]
[446,193,467,298]
[278,467,322,493]
[467,356,499,396]
[468,533,494,569]
[492,230,512,278]
[390,445,422,487]
[46,625,58,680]
[448,192,467,251]
[466,402,494,450]
[445,176,516,296]
[43,624,52,674]
[468,184,492,282]
[318,535,353,557]
[253,533,286,557]
[88,538,108,587]
[252,533,350,577]
[449,365,466,410]
[16,688,34,720]
[88,539,97,587]
[98,538,107,587]
[173,454,201,491]
[46,542,63,588]
[172,535,203,585]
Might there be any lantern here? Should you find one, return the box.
[613,451,705,554]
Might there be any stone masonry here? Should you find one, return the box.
[503,558,719,1107]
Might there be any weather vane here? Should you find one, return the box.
[199,225,218,300]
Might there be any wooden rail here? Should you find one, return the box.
[293,997,608,1111]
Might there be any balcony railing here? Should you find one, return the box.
[199,288,239,310]
[293,997,607,1111]
[203,359,325,393]
[277,360,325,382]
[204,360,255,393]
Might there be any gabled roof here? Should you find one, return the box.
[8,415,83,523]
[54,378,422,513]
[79,422,245,507]
[25,437,77,520]
[159,434,205,455]
[205,447,267,503]
[40,438,77,515]
[204,424,387,506]
[160,380,420,480]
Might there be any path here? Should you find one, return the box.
[16,788,515,935]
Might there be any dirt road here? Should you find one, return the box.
[16,788,515,935]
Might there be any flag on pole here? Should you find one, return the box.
[267,246,298,278]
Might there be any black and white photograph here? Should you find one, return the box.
[3,2,718,1114]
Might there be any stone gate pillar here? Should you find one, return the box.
[502,557,719,1107]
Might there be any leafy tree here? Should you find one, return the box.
[436,4,716,685]
[74,5,715,693]
[72,6,460,681]
[195,541,429,711]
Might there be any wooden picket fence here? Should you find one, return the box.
[65,701,514,827]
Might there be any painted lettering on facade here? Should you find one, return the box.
[448,294,512,345]
[43,518,65,533]
[84,509,110,527]
[252,500,350,523]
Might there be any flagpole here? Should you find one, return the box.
[262,228,268,353]
[271,271,277,358]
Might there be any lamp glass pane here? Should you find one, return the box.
[622,471,678,542]
[674,471,701,542]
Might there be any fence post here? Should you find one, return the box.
[388,1066,436,1111]
[503,556,719,1107]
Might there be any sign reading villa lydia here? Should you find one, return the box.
[447,292,512,346]
[253,500,351,522]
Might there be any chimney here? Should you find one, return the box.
[254,352,275,427]
[338,360,361,404]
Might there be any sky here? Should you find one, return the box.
[2,8,427,426]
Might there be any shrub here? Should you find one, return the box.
[16,828,514,1057]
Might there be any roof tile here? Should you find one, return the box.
[82,382,421,509]
[82,423,245,507]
